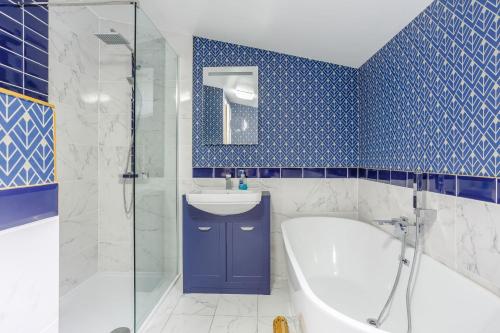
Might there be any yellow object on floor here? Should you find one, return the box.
[273,316,289,333]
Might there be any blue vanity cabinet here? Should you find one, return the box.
[183,192,270,295]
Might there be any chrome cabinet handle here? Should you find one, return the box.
[198,226,212,231]
[240,226,255,231]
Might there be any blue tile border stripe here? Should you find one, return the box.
[0,183,58,230]
[192,167,499,205]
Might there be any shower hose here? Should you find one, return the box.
[375,220,421,333]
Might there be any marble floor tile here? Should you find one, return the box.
[209,316,257,333]
[258,288,292,317]
[215,295,258,317]
[161,314,213,333]
[173,293,220,316]
[257,316,299,333]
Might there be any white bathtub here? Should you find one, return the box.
[282,217,500,333]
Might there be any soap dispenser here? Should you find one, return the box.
[238,170,248,190]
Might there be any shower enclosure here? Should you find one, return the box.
[46,1,178,332]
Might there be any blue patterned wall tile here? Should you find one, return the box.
[259,168,280,178]
[378,170,390,183]
[359,0,498,178]
[348,167,358,178]
[303,168,325,178]
[214,167,235,178]
[0,92,54,188]
[236,167,258,178]
[326,167,347,178]
[390,171,407,187]
[203,86,224,145]
[457,175,496,203]
[192,168,213,178]
[230,103,258,144]
[281,168,302,178]
[193,37,359,168]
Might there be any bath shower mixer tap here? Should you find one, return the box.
[374,216,411,231]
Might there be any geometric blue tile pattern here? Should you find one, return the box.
[359,0,499,177]
[193,37,359,168]
[0,1,49,101]
[0,90,55,188]
[202,85,224,144]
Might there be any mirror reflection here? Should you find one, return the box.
[202,66,259,145]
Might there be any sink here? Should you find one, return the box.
[186,189,262,216]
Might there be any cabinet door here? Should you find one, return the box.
[227,221,267,284]
[184,221,226,288]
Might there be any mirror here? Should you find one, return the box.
[202,66,259,145]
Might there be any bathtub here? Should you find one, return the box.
[282,217,500,333]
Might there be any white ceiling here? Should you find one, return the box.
[141,0,433,68]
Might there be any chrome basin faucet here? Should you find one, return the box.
[225,173,232,190]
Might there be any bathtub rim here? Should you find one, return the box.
[281,216,391,333]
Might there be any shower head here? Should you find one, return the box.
[95,29,132,51]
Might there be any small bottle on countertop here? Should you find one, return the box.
[238,170,248,190]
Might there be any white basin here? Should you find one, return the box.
[186,189,262,216]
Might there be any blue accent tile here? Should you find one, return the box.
[0,80,22,93]
[0,12,23,37]
[348,168,358,178]
[281,168,302,178]
[24,12,48,38]
[443,175,457,196]
[0,30,22,55]
[259,168,280,178]
[0,184,58,231]
[457,176,496,203]
[214,168,235,178]
[497,179,499,204]
[192,168,213,178]
[0,64,22,86]
[0,5,23,23]
[24,59,47,79]
[428,173,457,196]
[24,74,48,95]
[0,47,22,70]
[407,172,415,188]
[358,168,367,178]
[24,28,48,52]
[390,171,407,187]
[378,170,390,183]
[236,168,258,178]
[303,168,325,178]
[24,43,47,66]
[24,5,48,24]
[24,89,47,102]
[326,168,347,178]
[367,169,378,180]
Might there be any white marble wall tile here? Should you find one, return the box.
[60,211,98,262]
[55,103,98,147]
[59,180,99,220]
[57,144,98,182]
[422,191,456,268]
[456,197,500,295]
